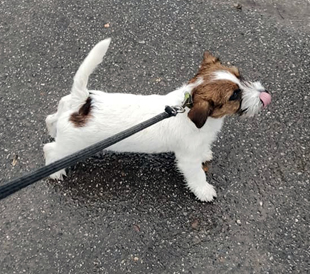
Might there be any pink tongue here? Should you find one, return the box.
[259,92,271,108]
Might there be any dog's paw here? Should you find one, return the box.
[193,183,217,202]
[49,169,67,181]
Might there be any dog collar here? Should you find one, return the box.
[182,92,193,109]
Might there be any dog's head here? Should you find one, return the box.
[188,52,271,128]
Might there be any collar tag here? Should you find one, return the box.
[182,92,193,109]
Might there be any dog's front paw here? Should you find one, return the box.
[203,151,213,162]
[192,183,217,202]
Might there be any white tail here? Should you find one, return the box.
[71,38,111,109]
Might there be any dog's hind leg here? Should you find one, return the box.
[45,114,58,138]
[43,142,67,180]
[46,95,72,138]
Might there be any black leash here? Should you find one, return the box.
[0,106,181,200]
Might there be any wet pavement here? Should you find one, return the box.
[1,0,309,273]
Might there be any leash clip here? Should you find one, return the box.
[165,92,193,116]
[165,106,185,116]
[173,106,186,113]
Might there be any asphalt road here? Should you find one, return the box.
[1,0,309,273]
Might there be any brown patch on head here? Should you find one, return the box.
[230,66,240,78]
[70,97,92,127]
[188,51,242,128]
[190,52,241,82]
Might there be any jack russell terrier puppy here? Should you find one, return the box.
[44,38,271,202]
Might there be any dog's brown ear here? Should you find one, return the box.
[202,51,219,66]
[188,100,212,128]
[230,66,240,78]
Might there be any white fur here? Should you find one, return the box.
[240,81,266,116]
[44,39,265,202]
[213,70,241,85]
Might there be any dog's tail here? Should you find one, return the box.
[71,38,111,109]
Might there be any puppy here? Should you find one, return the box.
[44,38,271,202]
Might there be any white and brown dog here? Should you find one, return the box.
[44,38,271,202]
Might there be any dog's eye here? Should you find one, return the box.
[229,89,241,101]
